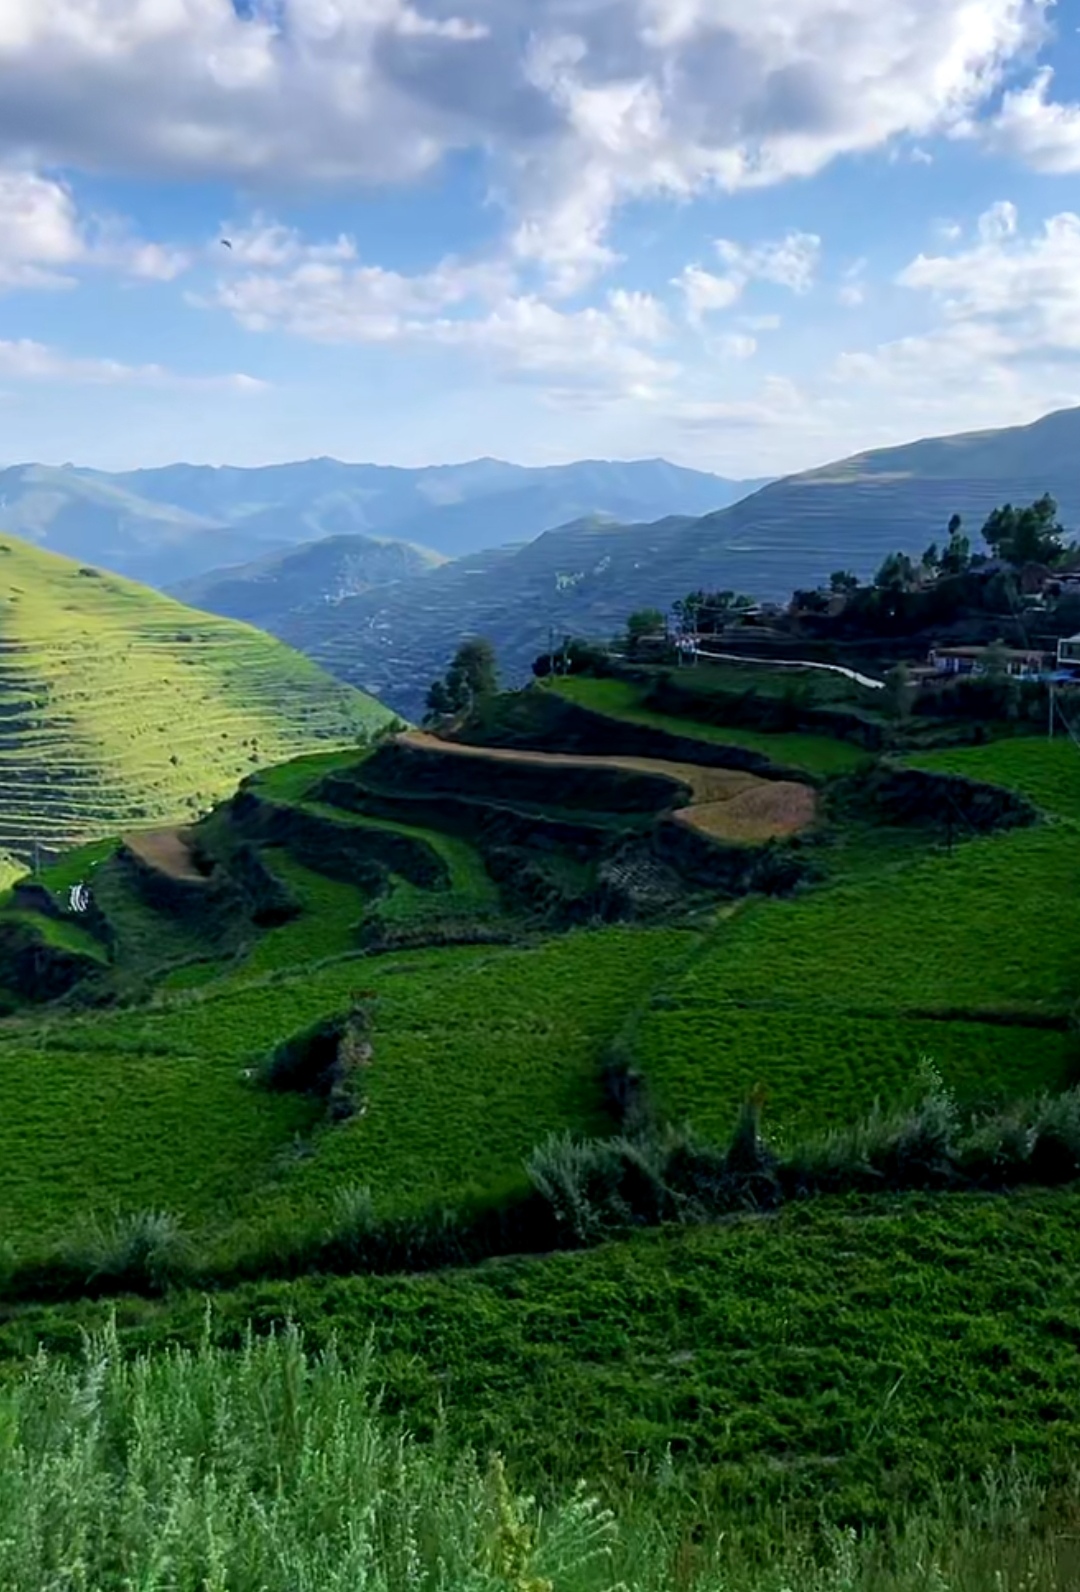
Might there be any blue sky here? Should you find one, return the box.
[2,0,1080,478]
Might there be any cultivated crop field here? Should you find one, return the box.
[909,737,1080,822]
[8,1187,1080,1552]
[0,926,694,1250]
[635,1005,1077,1144]
[647,824,1079,1021]
[552,676,868,775]
[0,535,392,860]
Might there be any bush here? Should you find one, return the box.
[257,1003,372,1121]
[57,1208,194,1294]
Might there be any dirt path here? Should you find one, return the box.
[398,730,816,842]
[122,827,205,881]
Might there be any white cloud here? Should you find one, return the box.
[739,313,782,331]
[672,264,743,325]
[714,232,821,294]
[0,164,192,291]
[977,199,1018,241]
[0,338,266,390]
[984,66,1080,172]
[895,203,1080,354]
[0,0,1051,295]
[837,256,868,307]
[606,288,671,342]
[673,230,820,324]
[824,204,1080,437]
[207,223,678,398]
[708,332,758,360]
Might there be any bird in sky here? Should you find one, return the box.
[220,238,232,249]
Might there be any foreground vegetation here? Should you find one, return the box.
[6,1193,1080,1589]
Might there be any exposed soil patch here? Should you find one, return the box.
[399,731,817,843]
[122,828,205,882]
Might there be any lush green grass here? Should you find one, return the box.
[0,533,393,859]
[250,749,500,914]
[637,1005,1078,1145]
[3,1318,1079,1592]
[230,849,371,979]
[552,676,868,776]
[642,824,1079,1024]
[230,927,696,1235]
[909,737,1080,822]
[8,1187,1080,1559]
[0,1015,318,1251]
[0,926,693,1250]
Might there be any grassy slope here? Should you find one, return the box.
[551,676,868,776]
[7,1188,1080,1545]
[0,533,394,859]
[0,925,693,1249]
[632,733,1080,1143]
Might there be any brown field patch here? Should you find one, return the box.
[399,731,817,841]
[678,780,817,844]
[122,828,205,881]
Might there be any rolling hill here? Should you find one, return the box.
[0,532,394,868]
[0,457,766,587]
[238,405,1080,718]
[167,532,446,632]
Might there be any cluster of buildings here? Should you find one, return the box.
[926,637,1080,683]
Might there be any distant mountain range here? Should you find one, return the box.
[172,405,1080,720]
[0,457,765,587]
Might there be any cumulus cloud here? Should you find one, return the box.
[825,202,1080,436]
[895,202,1080,355]
[984,65,1080,172]
[204,215,676,397]
[0,164,192,291]
[674,230,820,324]
[0,338,266,389]
[0,0,1051,294]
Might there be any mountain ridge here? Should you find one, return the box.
[0,457,767,585]
[237,404,1080,717]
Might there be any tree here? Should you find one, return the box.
[625,608,666,657]
[424,679,455,722]
[424,637,498,723]
[939,517,971,577]
[981,493,1067,568]
[874,551,916,592]
[829,570,860,595]
[921,543,939,575]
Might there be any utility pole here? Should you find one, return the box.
[1049,679,1056,740]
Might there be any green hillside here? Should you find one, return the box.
[3,660,1080,1588]
[0,532,395,862]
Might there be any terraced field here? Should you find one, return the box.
[0,534,394,862]
[631,734,1080,1141]
[551,676,868,776]
[399,729,818,842]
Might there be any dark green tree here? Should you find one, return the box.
[424,637,498,723]
[981,493,1067,568]
[874,551,916,592]
[939,517,971,576]
[829,570,860,595]
[625,608,666,657]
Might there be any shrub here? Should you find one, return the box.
[58,1208,194,1294]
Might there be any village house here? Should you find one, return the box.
[928,645,1052,680]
